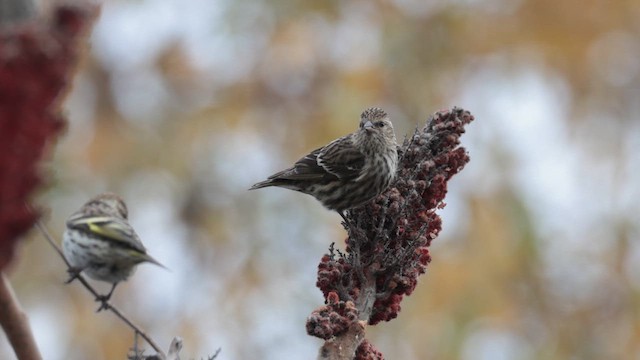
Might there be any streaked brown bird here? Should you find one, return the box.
[250,107,398,221]
[62,193,164,311]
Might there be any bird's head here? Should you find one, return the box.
[80,193,129,219]
[359,107,396,143]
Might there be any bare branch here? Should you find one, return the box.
[0,272,42,360]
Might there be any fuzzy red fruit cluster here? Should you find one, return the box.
[306,291,359,340]
[355,339,384,360]
[0,4,97,270]
[310,108,474,349]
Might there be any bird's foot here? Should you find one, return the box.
[94,283,117,312]
[65,267,82,284]
[95,294,111,312]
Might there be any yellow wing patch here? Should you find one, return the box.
[68,216,133,244]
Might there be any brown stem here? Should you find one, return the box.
[355,265,378,321]
[316,259,377,360]
[0,272,42,360]
[36,221,167,359]
[317,320,366,360]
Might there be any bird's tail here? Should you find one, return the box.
[138,252,168,270]
[249,179,275,190]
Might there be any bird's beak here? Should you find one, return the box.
[363,121,374,131]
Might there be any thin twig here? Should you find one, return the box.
[210,347,222,359]
[36,220,167,359]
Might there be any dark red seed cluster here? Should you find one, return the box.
[0,4,97,270]
[309,108,474,357]
[306,291,359,340]
[354,339,384,360]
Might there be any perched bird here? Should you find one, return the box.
[250,107,398,220]
[62,193,164,310]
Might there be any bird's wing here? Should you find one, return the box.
[261,136,365,182]
[316,136,365,180]
[66,215,147,253]
[265,147,331,181]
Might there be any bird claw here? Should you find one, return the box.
[65,267,82,284]
[95,295,111,312]
[94,283,117,312]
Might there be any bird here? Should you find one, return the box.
[250,107,398,222]
[62,193,164,311]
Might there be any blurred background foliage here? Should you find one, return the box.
[2,0,639,359]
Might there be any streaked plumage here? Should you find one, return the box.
[250,107,398,217]
[62,193,163,310]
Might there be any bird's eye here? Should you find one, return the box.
[375,121,385,128]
